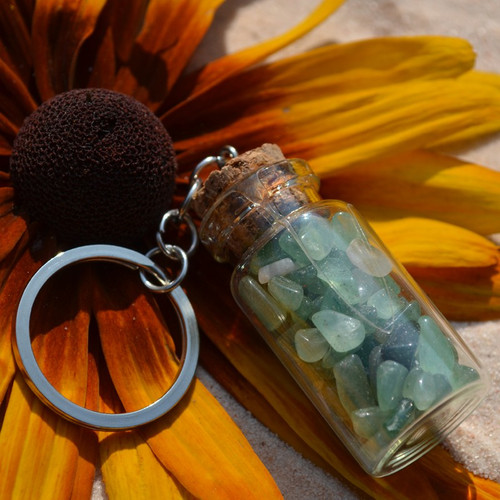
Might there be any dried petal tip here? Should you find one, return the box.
[9,89,177,245]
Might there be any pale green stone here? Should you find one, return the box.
[376,360,408,411]
[449,364,480,390]
[294,296,318,320]
[330,211,360,250]
[321,348,346,369]
[351,406,391,439]
[294,328,329,363]
[317,254,361,305]
[367,288,405,320]
[416,316,457,378]
[257,257,297,284]
[402,368,437,410]
[352,269,380,304]
[368,345,383,391]
[238,276,286,331]
[312,310,365,352]
[384,398,416,437]
[317,252,352,285]
[268,275,304,311]
[249,237,286,275]
[405,300,421,322]
[334,354,376,413]
[346,238,393,277]
[278,230,309,265]
[432,373,453,403]
[298,215,335,261]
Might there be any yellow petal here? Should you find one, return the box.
[0,374,98,499]
[289,79,500,173]
[430,70,500,147]
[174,79,500,170]
[170,36,475,131]
[93,267,282,499]
[369,216,498,268]
[321,150,500,236]
[165,0,344,121]
[100,432,192,500]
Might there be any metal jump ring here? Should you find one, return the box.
[157,209,198,259]
[140,245,188,292]
[14,245,199,431]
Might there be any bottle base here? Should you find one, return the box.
[369,381,488,476]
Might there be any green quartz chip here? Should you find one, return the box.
[294,328,329,363]
[330,211,360,251]
[416,316,457,378]
[312,310,365,352]
[367,288,405,320]
[351,406,391,439]
[346,238,392,278]
[268,275,304,311]
[402,368,437,411]
[298,214,335,261]
[376,360,408,411]
[334,354,376,413]
[238,276,286,331]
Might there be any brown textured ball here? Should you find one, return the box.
[10,88,177,245]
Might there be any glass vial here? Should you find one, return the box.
[193,145,489,476]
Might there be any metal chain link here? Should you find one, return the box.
[140,146,238,293]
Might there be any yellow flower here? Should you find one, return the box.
[0,1,499,499]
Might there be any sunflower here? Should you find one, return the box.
[0,0,500,498]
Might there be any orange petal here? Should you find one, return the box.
[0,267,96,499]
[0,0,33,83]
[114,0,225,110]
[84,23,117,89]
[0,212,27,262]
[321,150,500,236]
[92,266,282,499]
[0,236,45,404]
[408,263,500,321]
[164,0,344,121]
[32,0,108,100]
[0,56,38,128]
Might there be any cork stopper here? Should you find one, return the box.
[192,144,320,264]
[191,143,286,218]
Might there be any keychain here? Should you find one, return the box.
[13,146,236,431]
[14,143,488,476]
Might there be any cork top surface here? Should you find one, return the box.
[192,143,285,218]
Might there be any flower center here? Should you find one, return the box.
[10,88,177,245]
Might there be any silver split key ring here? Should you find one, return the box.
[14,244,199,431]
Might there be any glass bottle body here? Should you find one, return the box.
[198,158,488,476]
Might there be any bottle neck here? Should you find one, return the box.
[198,159,321,264]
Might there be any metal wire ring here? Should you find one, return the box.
[140,245,188,292]
[14,244,199,431]
[157,209,198,259]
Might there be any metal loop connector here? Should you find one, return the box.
[140,245,188,293]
